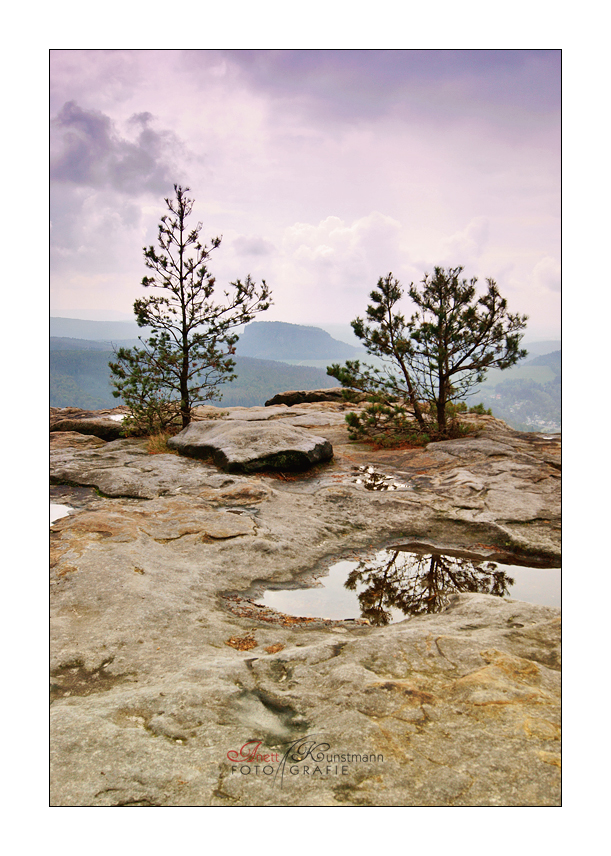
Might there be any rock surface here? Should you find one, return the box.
[50,403,560,806]
[50,408,129,441]
[265,388,359,406]
[167,419,334,472]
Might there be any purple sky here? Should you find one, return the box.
[50,49,560,339]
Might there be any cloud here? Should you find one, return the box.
[266,211,412,322]
[49,51,560,337]
[437,217,490,268]
[51,101,182,195]
[216,49,560,128]
[232,235,276,256]
[532,256,561,292]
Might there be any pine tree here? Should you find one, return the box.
[328,267,527,440]
[110,185,272,431]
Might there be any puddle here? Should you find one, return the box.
[254,548,560,626]
[50,504,72,525]
[353,465,410,491]
[109,414,126,422]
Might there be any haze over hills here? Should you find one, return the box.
[50,317,151,341]
[49,317,560,431]
[50,325,344,409]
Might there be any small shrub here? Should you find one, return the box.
[468,402,493,415]
[447,401,468,415]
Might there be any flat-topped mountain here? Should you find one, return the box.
[236,321,364,360]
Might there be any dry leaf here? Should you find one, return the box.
[226,634,258,651]
[264,644,285,654]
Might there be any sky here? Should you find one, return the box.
[50,49,561,339]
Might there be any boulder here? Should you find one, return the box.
[50,431,107,450]
[50,418,125,441]
[265,388,351,407]
[168,419,333,472]
[50,407,128,441]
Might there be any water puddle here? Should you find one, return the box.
[353,466,410,491]
[50,504,72,525]
[109,414,125,422]
[254,547,560,625]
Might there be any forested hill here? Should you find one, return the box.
[524,350,560,369]
[236,321,363,360]
[473,347,561,432]
[50,340,340,410]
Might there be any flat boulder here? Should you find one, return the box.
[168,419,333,472]
[50,417,125,441]
[265,388,348,406]
[50,407,128,441]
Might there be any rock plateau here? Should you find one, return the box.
[50,398,560,806]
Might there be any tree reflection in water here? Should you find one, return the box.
[344,550,514,625]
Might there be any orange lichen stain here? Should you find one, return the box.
[280,615,315,626]
[479,649,541,681]
[522,716,560,740]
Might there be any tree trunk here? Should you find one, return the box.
[436,386,447,435]
[402,372,426,430]
[180,354,190,428]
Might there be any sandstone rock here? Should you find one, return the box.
[50,417,125,441]
[49,403,561,806]
[50,438,247,499]
[220,406,294,421]
[168,420,334,472]
[50,431,107,450]
[50,407,129,424]
[50,496,256,544]
[265,388,354,406]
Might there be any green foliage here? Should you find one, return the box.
[467,402,493,415]
[108,343,181,435]
[328,267,527,441]
[110,185,271,430]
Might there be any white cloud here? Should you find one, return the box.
[270,211,410,322]
[532,256,561,292]
[437,216,490,267]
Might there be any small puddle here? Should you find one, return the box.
[109,414,125,422]
[353,466,410,491]
[254,547,560,625]
[50,504,72,525]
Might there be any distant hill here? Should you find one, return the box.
[524,350,561,371]
[521,340,561,357]
[473,346,561,432]
[50,337,141,351]
[236,321,363,360]
[50,317,152,341]
[49,339,340,409]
